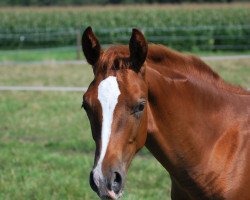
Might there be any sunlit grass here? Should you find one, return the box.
[0,91,170,200]
[0,58,249,88]
[0,63,93,87]
[1,47,249,63]
[206,58,250,88]
[0,48,84,62]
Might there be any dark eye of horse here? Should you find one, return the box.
[138,103,145,112]
[133,101,146,115]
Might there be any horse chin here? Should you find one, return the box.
[99,190,123,200]
[108,190,123,200]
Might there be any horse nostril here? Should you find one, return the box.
[111,171,123,194]
[89,171,98,193]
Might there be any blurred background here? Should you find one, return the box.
[0,1,249,200]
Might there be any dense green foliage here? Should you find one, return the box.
[0,0,246,6]
[1,5,250,51]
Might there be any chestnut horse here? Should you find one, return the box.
[81,27,250,200]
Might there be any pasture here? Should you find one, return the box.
[1,48,250,62]
[1,3,250,51]
[0,57,249,199]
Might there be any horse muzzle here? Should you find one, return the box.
[89,168,124,200]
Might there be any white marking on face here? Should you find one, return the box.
[93,76,121,185]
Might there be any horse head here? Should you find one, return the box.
[82,27,148,199]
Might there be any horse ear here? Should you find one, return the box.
[129,28,148,72]
[82,26,101,66]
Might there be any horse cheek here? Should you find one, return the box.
[136,111,148,150]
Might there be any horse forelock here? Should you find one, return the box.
[97,45,130,74]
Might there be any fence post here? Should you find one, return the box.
[76,30,81,60]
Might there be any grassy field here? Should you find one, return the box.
[0,56,249,88]
[0,91,171,200]
[1,3,250,50]
[0,57,249,199]
[1,47,250,62]
[0,48,84,62]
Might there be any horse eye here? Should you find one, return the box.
[133,101,146,114]
[138,103,145,112]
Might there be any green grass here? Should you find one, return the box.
[0,48,84,62]
[0,63,93,87]
[0,58,249,200]
[0,62,171,199]
[2,4,249,31]
[1,4,250,50]
[206,58,250,88]
[0,91,170,200]
[0,47,250,62]
[0,58,249,88]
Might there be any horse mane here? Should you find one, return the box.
[102,44,248,94]
[146,44,248,95]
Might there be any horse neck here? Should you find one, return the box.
[145,65,239,173]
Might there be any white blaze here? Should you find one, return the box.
[93,76,121,182]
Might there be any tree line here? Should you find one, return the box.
[1,0,249,6]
